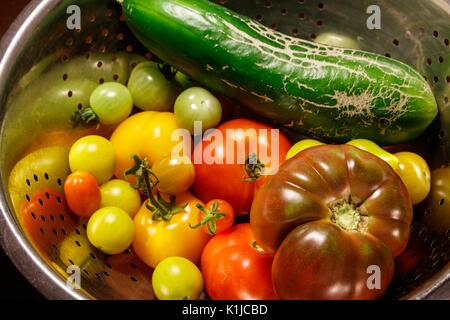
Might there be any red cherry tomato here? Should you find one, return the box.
[201,223,278,300]
[64,170,101,217]
[191,199,235,235]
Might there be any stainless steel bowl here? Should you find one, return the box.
[0,0,449,300]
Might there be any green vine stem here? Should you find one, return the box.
[124,154,186,221]
[70,107,100,129]
[189,201,225,235]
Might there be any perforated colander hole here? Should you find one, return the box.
[25,194,30,202]
[75,228,81,235]
[256,14,263,22]
[433,76,439,83]
[445,97,448,105]
[126,45,134,53]
[104,271,110,277]
[385,53,391,58]
[89,253,96,259]
[59,214,65,221]
[40,215,45,222]
[97,61,103,68]
[264,1,272,9]
[298,0,305,3]
[26,179,30,186]
[33,174,38,182]
[426,58,432,65]
[299,13,306,20]
[113,74,119,81]
[105,262,112,269]
[56,196,62,203]
[130,263,137,269]
[116,33,124,41]
[439,199,445,206]
[269,23,277,30]
[130,276,138,282]
[75,240,81,247]
[67,91,73,98]
[66,38,73,46]
[119,15,125,22]
[219,0,227,4]
[52,229,57,236]
[98,45,106,53]
[446,76,450,83]
[62,74,68,81]
[310,33,316,40]
[393,39,399,46]
[439,56,444,63]
[38,198,44,206]
[281,8,288,15]
[30,212,36,219]
[445,39,449,46]
[85,36,93,44]
[39,228,45,235]
[49,214,55,222]
[145,52,152,60]
[85,52,90,60]
[89,14,95,23]
[99,78,105,84]
[102,29,109,37]
[106,9,113,17]
[292,28,299,36]
[419,27,425,35]
[433,30,439,38]
[61,229,67,235]
[316,20,323,27]
[424,209,431,216]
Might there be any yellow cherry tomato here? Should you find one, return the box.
[346,139,400,171]
[87,207,135,255]
[394,152,431,205]
[151,155,195,195]
[152,256,204,300]
[99,179,142,218]
[133,191,211,269]
[110,111,191,185]
[286,139,325,160]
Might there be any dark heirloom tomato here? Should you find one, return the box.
[250,145,413,300]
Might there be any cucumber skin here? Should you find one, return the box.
[122,0,438,145]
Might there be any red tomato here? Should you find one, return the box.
[201,223,278,300]
[64,171,101,217]
[192,199,235,235]
[193,119,291,216]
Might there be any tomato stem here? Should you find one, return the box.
[70,107,100,129]
[124,154,186,221]
[243,153,265,182]
[329,200,367,232]
[189,201,226,235]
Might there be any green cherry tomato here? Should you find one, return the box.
[87,207,135,255]
[69,135,116,184]
[89,82,133,125]
[127,61,181,111]
[99,179,142,218]
[174,87,222,135]
[152,256,204,300]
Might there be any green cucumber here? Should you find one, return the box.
[122,0,438,145]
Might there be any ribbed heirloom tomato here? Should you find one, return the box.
[250,145,413,300]
[193,119,291,216]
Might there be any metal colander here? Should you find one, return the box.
[0,0,449,300]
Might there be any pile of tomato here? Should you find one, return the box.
[12,59,434,300]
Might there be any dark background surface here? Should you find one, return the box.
[1,0,45,300]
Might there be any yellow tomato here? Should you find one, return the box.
[151,155,195,195]
[133,191,211,269]
[286,139,325,160]
[347,139,399,171]
[110,111,191,185]
[394,152,431,205]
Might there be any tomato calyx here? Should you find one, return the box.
[328,198,368,232]
[124,154,186,221]
[243,153,265,182]
[70,107,100,129]
[190,201,226,235]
